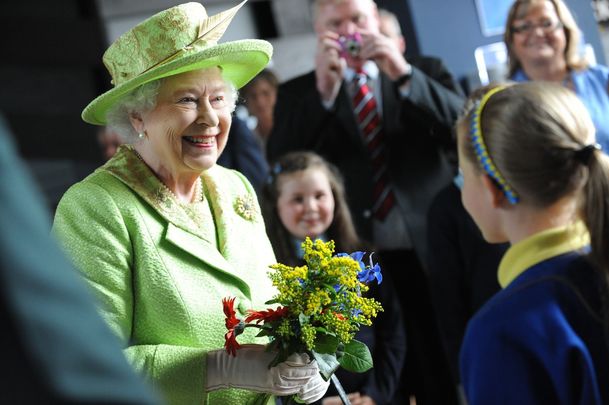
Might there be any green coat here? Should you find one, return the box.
[53,146,277,405]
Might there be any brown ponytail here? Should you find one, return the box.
[582,152,609,284]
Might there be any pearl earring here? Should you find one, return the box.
[138,132,144,139]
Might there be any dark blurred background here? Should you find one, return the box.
[1,0,606,212]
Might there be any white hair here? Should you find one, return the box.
[106,80,162,142]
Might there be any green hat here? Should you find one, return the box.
[82,1,272,125]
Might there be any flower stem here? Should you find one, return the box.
[331,374,352,405]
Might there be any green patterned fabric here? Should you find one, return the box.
[53,146,277,405]
[82,1,272,125]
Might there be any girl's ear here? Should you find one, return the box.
[481,174,507,208]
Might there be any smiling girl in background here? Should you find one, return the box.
[262,151,406,405]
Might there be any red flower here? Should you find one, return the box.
[245,306,290,324]
[223,297,240,329]
[222,297,245,356]
[224,328,241,356]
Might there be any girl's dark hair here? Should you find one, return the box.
[241,69,279,99]
[261,151,363,266]
[457,81,609,284]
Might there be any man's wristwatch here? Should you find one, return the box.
[395,64,413,87]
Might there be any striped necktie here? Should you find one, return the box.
[352,72,395,221]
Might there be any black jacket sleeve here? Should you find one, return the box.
[426,183,505,382]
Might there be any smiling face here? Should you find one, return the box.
[509,0,566,68]
[276,168,335,240]
[134,67,232,177]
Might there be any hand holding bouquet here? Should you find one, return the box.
[222,238,383,403]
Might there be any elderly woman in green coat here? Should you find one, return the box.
[52,2,329,405]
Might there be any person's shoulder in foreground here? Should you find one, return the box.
[0,115,159,404]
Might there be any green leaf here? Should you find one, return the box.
[264,298,280,305]
[314,326,333,336]
[312,351,340,380]
[314,333,339,354]
[255,329,271,337]
[338,339,373,373]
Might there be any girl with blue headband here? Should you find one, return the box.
[457,81,609,404]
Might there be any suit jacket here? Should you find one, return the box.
[53,145,277,405]
[426,183,505,382]
[0,119,158,404]
[268,58,464,260]
[218,115,269,195]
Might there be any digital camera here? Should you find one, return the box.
[338,33,362,58]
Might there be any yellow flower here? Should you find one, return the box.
[300,323,316,350]
[265,237,383,357]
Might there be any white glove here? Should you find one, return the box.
[206,344,330,403]
[297,369,331,403]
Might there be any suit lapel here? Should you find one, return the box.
[164,223,252,297]
[104,146,212,241]
[165,223,226,271]
[380,73,400,141]
[104,148,254,295]
[335,83,367,149]
[200,165,236,258]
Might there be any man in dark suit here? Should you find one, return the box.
[268,1,464,403]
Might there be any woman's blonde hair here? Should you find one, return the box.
[504,0,588,77]
[458,82,609,278]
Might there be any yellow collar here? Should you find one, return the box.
[498,221,589,288]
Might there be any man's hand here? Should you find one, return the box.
[359,30,410,81]
[315,31,346,104]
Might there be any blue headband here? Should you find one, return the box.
[470,86,520,204]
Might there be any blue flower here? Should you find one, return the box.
[337,251,365,266]
[358,262,382,285]
[337,251,382,285]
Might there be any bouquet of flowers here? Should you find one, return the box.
[222,238,383,404]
